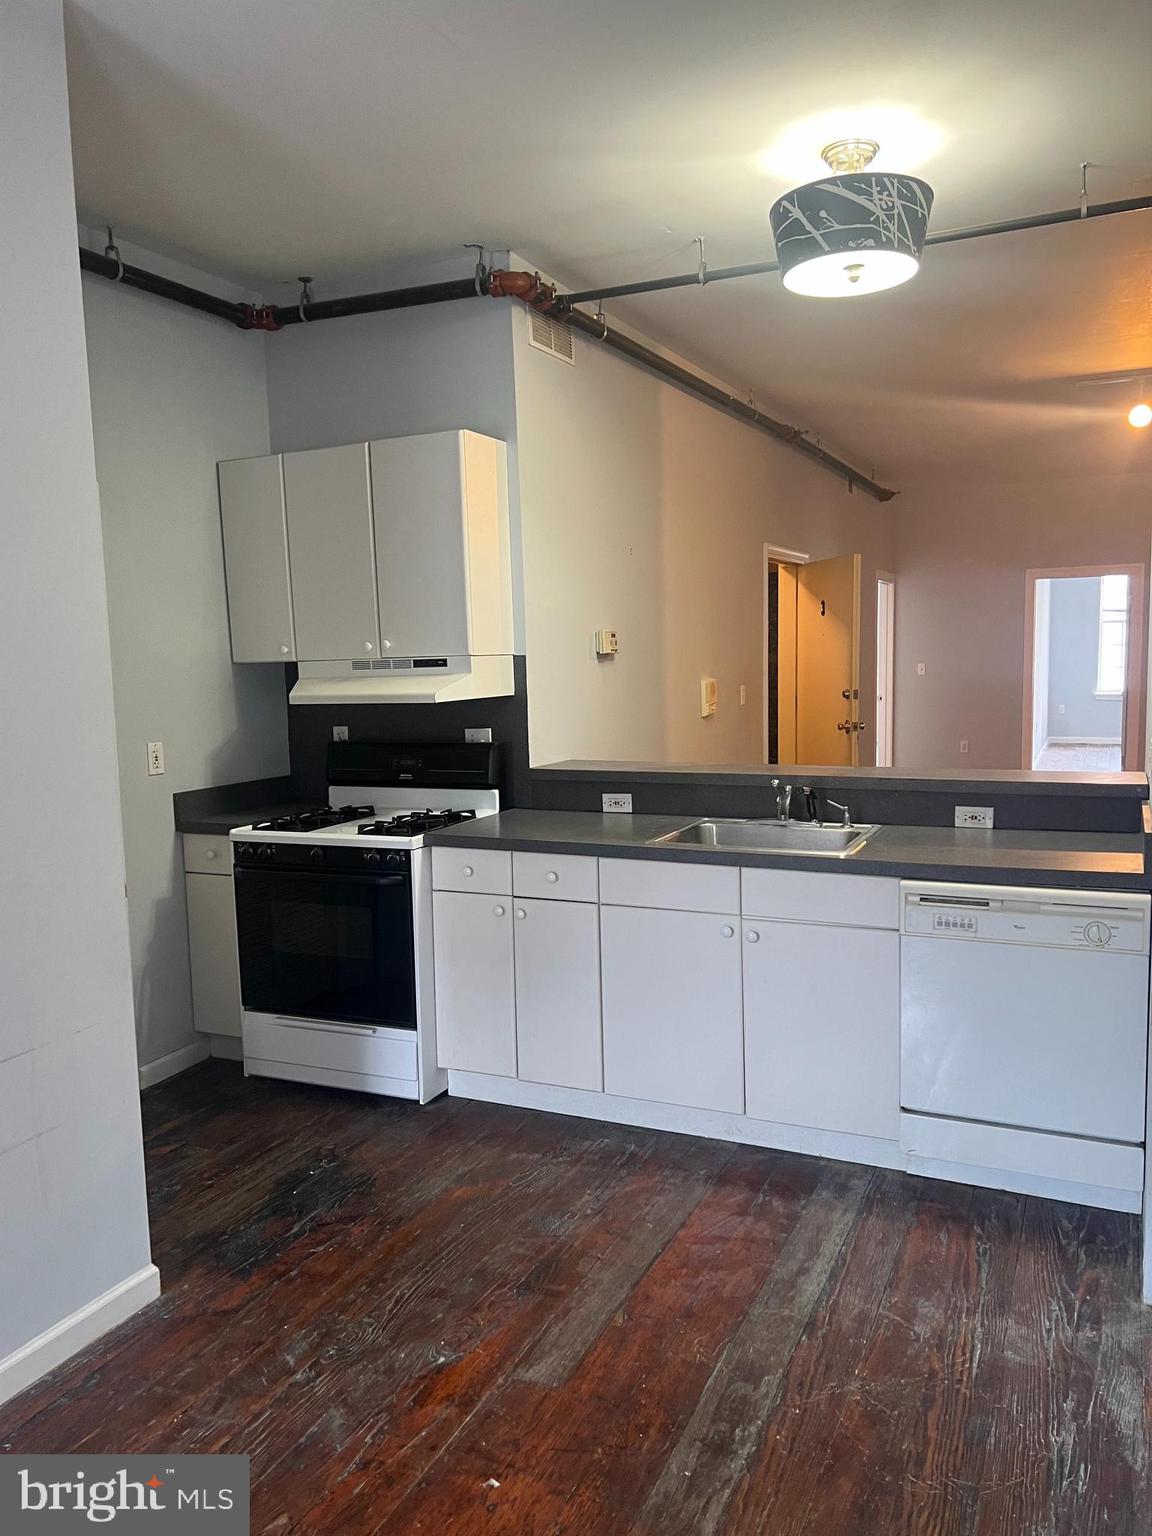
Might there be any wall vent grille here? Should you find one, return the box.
[527,309,576,364]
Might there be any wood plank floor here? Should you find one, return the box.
[2,1061,1149,1534]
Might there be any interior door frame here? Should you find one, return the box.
[875,571,896,768]
[763,544,808,764]
[1021,563,1147,771]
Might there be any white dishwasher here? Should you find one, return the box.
[899,881,1150,1207]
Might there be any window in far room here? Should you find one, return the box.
[1095,573,1130,698]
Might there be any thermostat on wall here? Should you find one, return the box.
[594,629,619,656]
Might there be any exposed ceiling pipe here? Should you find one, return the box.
[78,245,247,325]
[558,193,1152,307]
[559,305,895,500]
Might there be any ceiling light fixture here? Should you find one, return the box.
[1128,394,1152,429]
[768,139,934,298]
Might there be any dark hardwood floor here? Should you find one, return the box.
[2,1060,1149,1534]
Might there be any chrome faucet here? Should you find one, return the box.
[770,779,794,822]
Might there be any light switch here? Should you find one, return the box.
[700,677,717,718]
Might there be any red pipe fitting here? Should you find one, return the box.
[485,269,557,308]
[238,304,283,331]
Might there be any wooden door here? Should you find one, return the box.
[796,553,861,765]
[283,443,380,661]
[600,904,743,1113]
[514,898,602,1090]
[432,890,516,1076]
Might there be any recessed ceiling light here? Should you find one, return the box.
[768,139,934,298]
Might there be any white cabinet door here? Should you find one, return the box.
[185,872,242,1038]
[218,455,295,662]
[283,443,380,661]
[600,905,743,1113]
[370,431,511,658]
[433,890,516,1076]
[514,898,601,1091]
[743,921,899,1139]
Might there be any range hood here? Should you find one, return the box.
[289,655,515,706]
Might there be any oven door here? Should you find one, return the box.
[235,866,416,1029]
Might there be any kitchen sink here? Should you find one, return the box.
[646,818,880,858]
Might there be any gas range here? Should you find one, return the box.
[230,741,499,1104]
[235,802,488,854]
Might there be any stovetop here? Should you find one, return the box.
[358,809,477,837]
[232,798,497,850]
[251,804,376,834]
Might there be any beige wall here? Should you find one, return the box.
[514,313,896,766]
[892,472,1152,770]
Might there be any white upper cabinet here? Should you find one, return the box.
[370,431,512,659]
[218,456,295,662]
[219,432,512,666]
[283,443,380,662]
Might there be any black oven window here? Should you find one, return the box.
[236,868,417,1029]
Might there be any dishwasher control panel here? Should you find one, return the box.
[902,881,1150,955]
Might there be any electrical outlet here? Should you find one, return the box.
[465,727,493,743]
[955,805,995,828]
[332,725,349,742]
[916,663,926,676]
[147,741,165,776]
[739,684,747,706]
[603,793,633,814]
[959,739,969,754]
[1058,703,1066,715]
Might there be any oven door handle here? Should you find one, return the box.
[266,1015,381,1036]
[234,867,409,888]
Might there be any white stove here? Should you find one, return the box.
[229,742,499,1102]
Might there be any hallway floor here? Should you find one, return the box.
[1,1061,1149,1534]
[1034,742,1123,771]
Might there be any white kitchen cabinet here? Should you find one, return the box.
[742,919,898,1139]
[600,905,743,1113]
[185,868,242,1039]
[514,898,602,1091]
[218,456,295,662]
[370,431,512,658]
[433,890,516,1076]
[282,443,380,662]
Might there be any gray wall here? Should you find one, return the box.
[83,247,289,1074]
[1046,577,1123,742]
[0,0,153,1399]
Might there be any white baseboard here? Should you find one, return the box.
[0,1264,161,1408]
[138,1038,210,1090]
[1043,735,1122,747]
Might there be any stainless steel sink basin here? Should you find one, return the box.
[646,818,880,858]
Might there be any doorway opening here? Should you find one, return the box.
[763,546,862,767]
[1024,565,1146,771]
[875,573,895,767]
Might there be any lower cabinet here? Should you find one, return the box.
[514,898,602,1090]
[742,919,899,1139]
[184,844,242,1040]
[433,890,516,1076]
[600,904,744,1114]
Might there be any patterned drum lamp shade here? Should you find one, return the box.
[769,173,934,297]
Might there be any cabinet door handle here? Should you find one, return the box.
[204,849,217,860]
[381,639,391,650]
[721,924,735,938]
[493,905,506,917]
[280,643,290,655]
[515,908,526,919]
[462,865,474,877]
[545,871,559,883]
[364,641,374,653]
[745,929,760,943]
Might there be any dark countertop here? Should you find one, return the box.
[535,761,1149,799]
[176,801,318,836]
[426,811,1149,891]
[173,774,307,836]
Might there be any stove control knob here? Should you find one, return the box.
[363,849,381,866]
[309,847,325,863]
[236,844,255,861]
[1083,921,1112,947]
[257,844,275,861]
[386,852,402,868]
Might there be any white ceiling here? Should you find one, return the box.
[65,0,1152,482]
